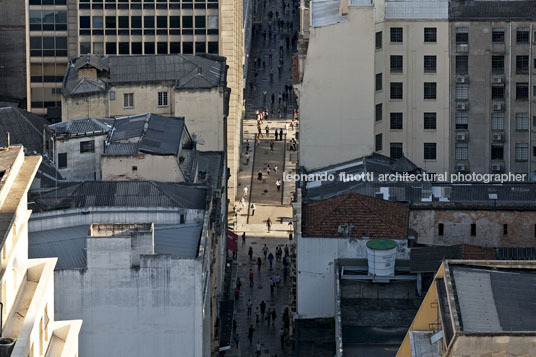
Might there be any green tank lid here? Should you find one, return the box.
[366,239,397,250]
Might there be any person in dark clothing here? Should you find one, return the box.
[274,129,279,140]
[248,246,253,261]
[279,128,283,140]
[248,325,255,345]
[260,300,266,317]
[257,257,262,272]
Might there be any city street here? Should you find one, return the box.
[226,0,300,354]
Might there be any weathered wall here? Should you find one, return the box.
[0,0,26,101]
[101,154,184,182]
[62,92,108,121]
[299,6,375,170]
[410,209,536,247]
[54,253,204,357]
[297,236,409,318]
[54,134,107,180]
[450,335,536,357]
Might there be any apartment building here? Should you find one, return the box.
[448,1,536,175]
[0,145,81,356]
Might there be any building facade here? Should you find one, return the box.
[0,146,81,356]
[448,1,536,175]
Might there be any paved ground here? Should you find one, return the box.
[225,0,300,354]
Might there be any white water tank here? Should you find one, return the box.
[366,239,397,276]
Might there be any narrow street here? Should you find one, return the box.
[226,0,300,354]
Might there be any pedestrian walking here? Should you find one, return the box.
[274,165,278,174]
[270,141,274,152]
[245,151,250,164]
[271,93,275,104]
[263,89,267,103]
[257,170,263,180]
[242,232,246,245]
[257,257,262,272]
[263,244,268,259]
[243,186,248,197]
[260,300,266,317]
[249,269,254,287]
[246,139,250,152]
[233,205,237,218]
[256,342,262,356]
[265,125,270,136]
[275,273,281,287]
[255,306,261,323]
[271,309,277,324]
[234,287,239,300]
[236,277,242,290]
[251,202,256,215]
[269,278,274,295]
[248,325,255,345]
[240,196,245,209]
[268,252,274,268]
[247,299,253,316]
[275,130,279,141]
[276,179,281,191]
[248,246,253,261]
[285,122,289,134]
[280,328,285,348]
[266,217,272,232]
[234,333,240,349]
[279,128,283,140]
[267,166,271,175]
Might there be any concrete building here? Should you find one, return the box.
[298,0,450,173]
[28,175,228,355]
[398,260,536,357]
[447,1,536,176]
[293,189,411,318]
[61,54,229,152]
[0,145,81,356]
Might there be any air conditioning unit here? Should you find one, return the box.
[492,76,504,84]
[492,103,504,111]
[491,163,503,172]
[456,103,468,111]
[455,163,466,172]
[492,133,504,142]
[456,75,468,84]
[456,132,467,141]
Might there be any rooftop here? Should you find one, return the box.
[310,0,346,27]
[410,244,496,273]
[104,113,186,156]
[63,54,227,96]
[48,117,113,136]
[0,107,51,153]
[385,0,448,19]
[29,181,208,212]
[302,192,409,238]
[197,151,225,189]
[29,223,204,268]
[449,0,536,20]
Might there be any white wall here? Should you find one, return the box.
[54,254,204,357]
[297,236,408,318]
[55,134,107,180]
[299,6,376,170]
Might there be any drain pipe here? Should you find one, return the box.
[529,23,533,177]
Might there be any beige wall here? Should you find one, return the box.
[299,6,376,170]
[449,335,536,356]
[54,134,107,180]
[62,92,108,120]
[101,154,184,182]
[374,20,450,173]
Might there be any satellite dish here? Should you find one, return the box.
[191,133,205,145]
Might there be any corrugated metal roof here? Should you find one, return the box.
[49,117,113,136]
[311,0,346,27]
[385,0,448,19]
[449,0,536,20]
[197,151,224,189]
[29,223,203,269]
[104,142,139,156]
[31,181,207,211]
[0,107,50,153]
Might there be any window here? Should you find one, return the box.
[516,55,529,74]
[470,223,476,236]
[158,91,168,106]
[491,113,504,130]
[516,83,528,100]
[93,16,103,28]
[58,153,67,168]
[390,27,403,43]
[375,134,382,151]
[455,144,468,160]
[424,143,436,160]
[207,42,218,54]
[144,16,154,28]
[424,113,436,130]
[390,55,403,73]
[80,16,90,28]
[375,73,382,91]
[118,16,129,28]
[390,113,403,130]
[455,85,468,100]
[492,86,504,100]
[157,42,167,54]
[106,42,116,55]
[180,214,185,224]
[132,166,137,172]
[516,113,529,131]
[195,42,206,54]
[131,16,141,28]
[110,91,115,100]
[424,82,437,100]
[105,16,116,28]
[80,42,91,54]
[456,112,468,129]
[131,42,142,54]
[438,223,444,236]
[424,27,437,43]
[375,31,382,49]
[182,16,193,28]
[145,42,155,54]
[516,27,529,43]
[456,56,468,74]
[390,143,403,159]
[195,15,206,28]
[118,42,129,54]
[170,16,180,28]
[456,27,468,44]
[492,28,504,43]
[157,16,167,28]
[516,143,528,161]
[80,140,95,153]
[491,145,504,160]
[492,56,504,73]
[375,103,382,122]
[123,93,134,108]
[424,56,436,73]
[390,83,403,100]
[503,224,508,235]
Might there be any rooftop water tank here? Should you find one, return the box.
[366,239,397,276]
[0,337,16,357]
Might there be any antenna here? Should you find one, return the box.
[6,132,10,147]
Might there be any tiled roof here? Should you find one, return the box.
[449,0,536,20]
[385,0,449,19]
[30,181,208,212]
[198,151,225,189]
[302,192,409,238]
[48,117,113,136]
[0,107,50,153]
[63,54,226,96]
